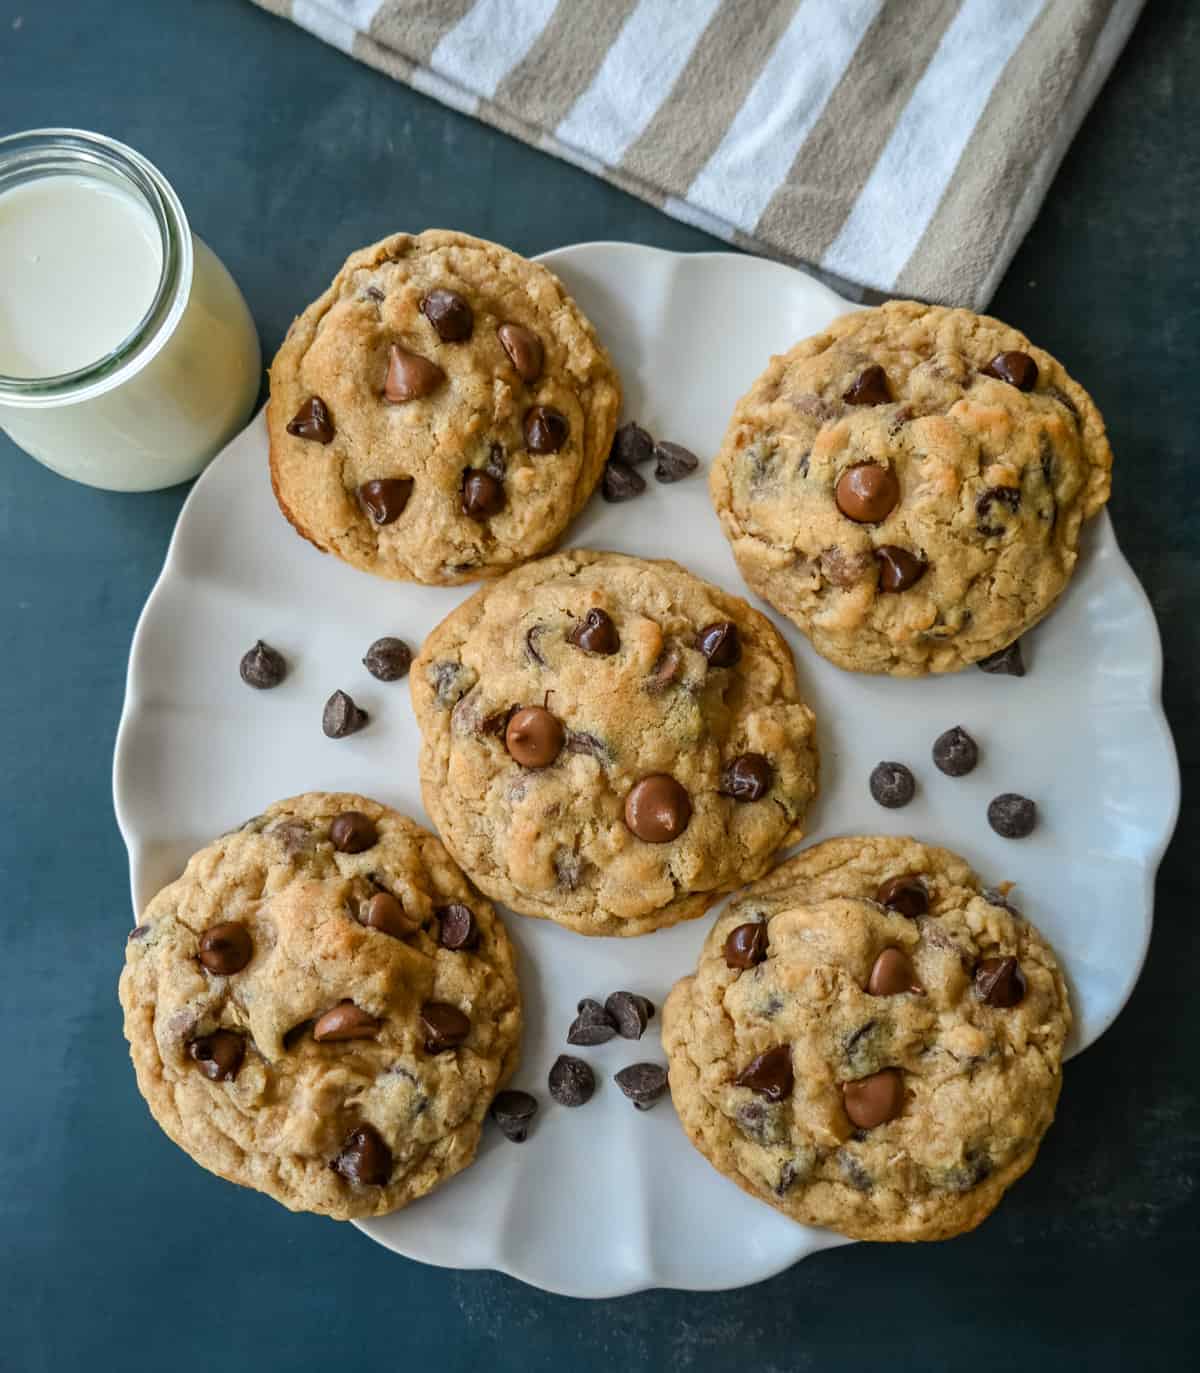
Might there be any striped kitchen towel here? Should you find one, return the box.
[249,0,1144,307]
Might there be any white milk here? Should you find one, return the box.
[0,133,261,491]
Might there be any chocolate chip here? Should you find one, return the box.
[329,810,377,853]
[723,922,768,970]
[548,1054,594,1107]
[982,350,1038,391]
[835,463,899,523]
[611,421,654,466]
[198,922,253,975]
[869,761,915,808]
[313,1001,381,1042]
[653,440,699,483]
[384,344,445,402]
[568,999,618,1046]
[358,891,409,938]
[189,1030,245,1082]
[525,405,569,453]
[975,956,1027,1007]
[843,364,891,406]
[734,1045,793,1101]
[875,545,927,591]
[614,1062,668,1110]
[1046,384,1079,421]
[524,624,547,666]
[606,991,652,1040]
[838,1151,874,1193]
[363,636,412,682]
[437,902,479,950]
[359,477,414,526]
[988,793,1037,838]
[601,459,645,502]
[331,1124,391,1186]
[497,322,543,382]
[976,486,1021,537]
[570,608,620,655]
[420,288,473,342]
[129,923,151,941]
[867,947,923,996]
[696,620,741,667]
[420,1002,470,1053]
[239,640,286,689]
[286,396,334,443]
[977,640,1026,677]
[624,774,692,842]
[490,1089,538,1142]
[720,753,772,801]
[566,730,609,762]
[875,875,929,918]
[843,1068,904,1129]
[323,690,368,739]
[505,705,564,768]
[646,649,680,691]
[461,468,505,519]
[932,726,978,777]
[364,286,385,303]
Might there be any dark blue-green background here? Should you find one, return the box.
[2,2,1196,1368]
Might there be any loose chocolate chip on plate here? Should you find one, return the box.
[735,1045,794,1102]
[329,810,377,853]
[437,902,479,950]
[198,922,253,975]
[331,1124,391,1186]
[843,1068,904,1129]
[601,459,646,502]
[975,956,1027,1007]
[611,420,654,466]
[239,640,286,689]
[977,640,1026,676]
[988,793,1037,838]
[359,477,414,526]
[696,620,741,668]
[421,1002,470,1053]
[496,322,543,382]
[568,999,618,1046]
[286,396,335,443]
[867,947,923,996]
[570,608,620,655]
[323,690,368,739]
[506,705,565,768]
[875,875,929,918]
[384,344,445,402]
[359,892,409,938]
[525,405,569,453]
[491,1090,538,1142]
[548,1054,595,1107]
[420,288,473,342]
[982,350,1038,391]
[461,467,505,519]
[624,774,692,842]
[724,922,768,970]
[189,1030,245,1083]
[654,440,699,483]
[932,726,979,777]
[876,545,927,591]
[835,462,899,523]
[843,364,891,406]
[606,991,652,1041]
[313,1001,381,1042]
[869,761,915,809]
[363,636,412,682]
[721,753,772,801]
[614,1062,668,1110]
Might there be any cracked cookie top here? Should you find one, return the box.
[267,230,620,585]
[118,792,521,1220]
[410,550,820,937]
[710,301,1112,675]
[662,836,1070,1241]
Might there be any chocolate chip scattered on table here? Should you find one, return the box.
[239,639,286,689]
[363,636,412,681]
[323,689,368,738]
[614,1062,669,1110]
[869,761,915,808]
[988,793,1038,838]
[932,726,979,777]
[548,1054,595,1107]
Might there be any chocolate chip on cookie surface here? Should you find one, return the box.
[410,550,820,937]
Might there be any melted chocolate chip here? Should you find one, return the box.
[383,344,445,402]
[313,1001,381,1042]
[614,1062,668,1110]
[977,640,1026,677]
[198,922,253,975]
[624,774,691,842]
[876,545,927,591]
[723,922,768,970]
[696,620,741,668]
[570,608,620,655]
[932,725,979,777]
[987,793,1037,838]
[420,288,473,342]
[322,690,368,739]
[286,396,334,443]
[982,350,1038,391]
[461,468,505,519]
[524,405,569,453]
[490,1089,538,1142]
[363,636,412,682]
[497,322,543,382]
[421,1002,470,1053]
[975,956,1027,1007]
[358,891,409,938]
[189,1030,245,1082]
[505,705,565,768]
[359,477,414,526]
[843,1068,904,1129]
[835,463,899,523]
[129,923,151,941]
[548,1054,594,1107]
[601,459,645,502]
[329,810,377,853]
[611,421,654,466]
[867,947,923,996]
[875,875,929,918]
[843,364,891,406]
[653,440,699,483]
[239,640,286,689]
[976,486,1021,537]
[331,1124,391,1186]
[869,761,915,809]
[720,753,772,801]
[734,1045,794,1101]
[437,903,478,951]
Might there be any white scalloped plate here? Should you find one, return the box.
[114,243,1178,1296]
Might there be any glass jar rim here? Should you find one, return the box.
[0,129,193,407]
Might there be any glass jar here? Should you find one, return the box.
[0,129,261,491]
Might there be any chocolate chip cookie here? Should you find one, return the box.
[411,550,820,937]
[710,301,1113,675]
[268,230,621,585]
[662,836,1070,1241]
[119,792,521,1220]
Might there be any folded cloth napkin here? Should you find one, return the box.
[251,0,1143,307]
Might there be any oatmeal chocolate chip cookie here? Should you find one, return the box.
[662,836,1070,1241]
[710,301,1113,676]
[119,792,521,1220]
[267,230,621,585]
[411,550,820,937]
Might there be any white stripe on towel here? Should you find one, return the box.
[429,0,559,100]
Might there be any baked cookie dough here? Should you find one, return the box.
[710,301,1112,675]
[411,550,820,937]
[119,792,521,1220]
[662,836,1070,1241]
[268,230,621,585]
